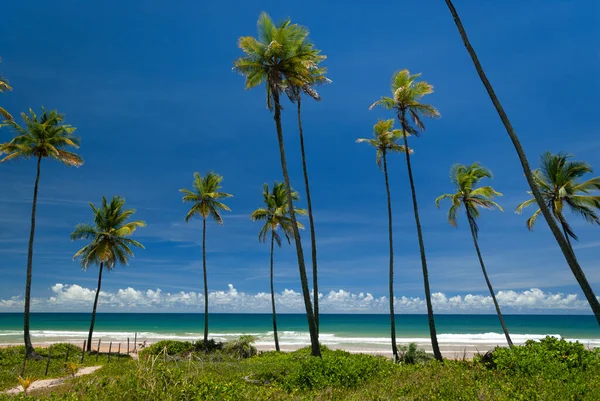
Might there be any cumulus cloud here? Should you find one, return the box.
[0,284,596,314]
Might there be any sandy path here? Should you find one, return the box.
[2,366,102,395]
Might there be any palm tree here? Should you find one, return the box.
[436,163,513,347]
[444,0,600,325]
[0,108,83,359]
[357,119,410,362]
[516,152,600,252]
[285,47,330,335]
[251,182,307,351]
[233,12,321,356]
[71,196,146,352]
[370,70,443,362]
[0,58,12,120]
[180,172,232,345]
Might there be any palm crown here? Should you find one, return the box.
[233,12,323,110]
[356,119,411,168]
[369,70,440,134]
[180,172,233,223]
[71,196,146,269]
[435,163,503,237]
[0,58,12,120]
[251,182,306,247]
[516,152,600,240]
[0,108,83,166]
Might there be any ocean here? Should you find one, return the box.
[1,313,599,353]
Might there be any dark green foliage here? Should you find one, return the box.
[138,340,194,356]
[397,342,434,364]
[194,339,224,353]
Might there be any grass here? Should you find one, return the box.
[1,337,599,400]
[0,343,131,393]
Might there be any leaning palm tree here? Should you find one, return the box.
[516,152,600,251]
[71,196,146,352]
[251,182,306,351]
[285,48,330,335]
[0,108,83,359]
[0,58,12,120]
[444,0,600,324]
[357,119,410,362]
[436,163,513,347]
[180,172,232,345]
[370,70,443,362]
[234,12,321,356]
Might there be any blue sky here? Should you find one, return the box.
[0,0,598,313]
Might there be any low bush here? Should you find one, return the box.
[397,342,433,364]
[194,339,224,353]
[138,340,194,356]
[223,335,257,359]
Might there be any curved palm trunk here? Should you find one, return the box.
[202,217,209,345]
[270,232,280,351]
[444,0,600,325]
[296,98,320,334]
[382,151,399,362]
[400,122,443,362]
[465,212,513,347]
[272,89,320,357]
[24,156,42,359]
[87,263,104,352]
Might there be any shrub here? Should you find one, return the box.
[485,336,600,377]
[139,340,194,356]
[397,343,433,364]
[194,339,224,353]
[223,335,257,359]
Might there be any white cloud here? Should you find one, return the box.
[0,284,597,314]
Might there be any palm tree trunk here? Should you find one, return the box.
[382,151,399,362]
[444,0,600,325]
[24,155,42,359]
[202,217,209,345]
[296,98,320,335]
[87,263,104,352]
[465,211,513,347]
[400,119,443,362]
[272,89,320,357]
[270,231,280,351]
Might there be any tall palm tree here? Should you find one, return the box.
[0,58,13,120]
[251,182,306,351]
[357,119,410,362]
[444,0,600,324]
[285,49,330,335]
[71,196,145,352]
[180,172,232,345]
[516,152,600,251]
[370,70,443,362]
[234,12,321,357]
[0,108,83,359]
[436,163,513,347]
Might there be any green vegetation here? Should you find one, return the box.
[180,172,232,345]
[251,182,306,351]
[0,343,130,392]
[0,58,12,120]
[2,339,599,400]
[436,163,513,347]
[0,109,83,359]
[71,196,146,352]
[370,69,443,362]
[356,119,409,361]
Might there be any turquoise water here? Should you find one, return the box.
[1,313,598,350]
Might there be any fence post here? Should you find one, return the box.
[133,333,137,352]
[81,340,86,363]
[108,342,112,363]
[117,343,121,362]
[45,345,52,376]
[96,339,101,362]
[20,353,27,377]
[127,338,130,355]
[65,347,70,362]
